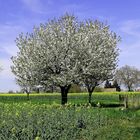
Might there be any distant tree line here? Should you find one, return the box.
[104,80,121,91]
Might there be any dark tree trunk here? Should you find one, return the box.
[128,86,131,92]
[87,86,95,104]
[51,85,54,93]
[60,85,71,105]
[88,92,92,104]
[27,92,30,100]
[61,91,67,105]
[25,88,30,100]
[37,88,40,93]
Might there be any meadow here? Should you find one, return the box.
[0,92,140,140]
[0,92,121,104]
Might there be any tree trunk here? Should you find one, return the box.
[87,86,95,104]
[61,91,67,105]
[27,92,30,100]
[25,88,30,100]
[51,85,54,93]
[128,86,131,92]
[37,88,40,93]
[60,85,71,105]
[88,92,92,104]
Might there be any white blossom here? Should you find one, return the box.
[11,14,120,104]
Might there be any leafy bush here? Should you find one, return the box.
[8,90,14,94]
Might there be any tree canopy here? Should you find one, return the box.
[11,13,120,104]
[78,20,120,103]
[115,65,140,91]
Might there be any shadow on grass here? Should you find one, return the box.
[71,102,124,108]
[98,103,124,108]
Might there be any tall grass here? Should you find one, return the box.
[0,92,140,139]
[0,103,140,139]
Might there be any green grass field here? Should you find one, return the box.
[0,92,128,104]
[0,92,139,107]
[0,92,140,140]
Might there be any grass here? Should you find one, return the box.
[0,92,140,139]
[0,102,140,139]
[0,92,139,106]
[0,92,123,104]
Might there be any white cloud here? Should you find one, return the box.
[119,20,140,37]
[118,40,140,69]
[0,24,24,36]
[20,0,53,14]
[0,23,26,57]
[0,58,13,78]
[21,0,42,11]
[0,57,20,92]
[0,23,23,92]
[117,20,140,69]
[0,44,18,56]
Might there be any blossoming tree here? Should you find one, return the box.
[11,14,120,104]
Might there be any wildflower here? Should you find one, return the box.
[35,136,40,140]
[11,127,16,133]
[97,102,101,108]
[16,112,19,117]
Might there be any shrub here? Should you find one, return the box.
[8,90,14,94]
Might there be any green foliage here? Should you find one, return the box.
[104,80,121,92]
[0,102,140,140]
[8,90,15,94]
[104,80,112,88]
[112,80,121,91]
[0,93,140,139]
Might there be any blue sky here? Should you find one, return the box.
[0,0,140,92]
